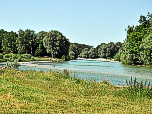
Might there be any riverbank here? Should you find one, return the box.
[77,58,119,62]
[0,68,151,113]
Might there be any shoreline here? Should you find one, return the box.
[1,62,152,89]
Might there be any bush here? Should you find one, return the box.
[0,53,3,59]
[6,59,20,69]
[0,59,3,62]
[22,54,31,59]
[106,57,111,59]
[4,54,12,58]
[12,54,18,59]
[62,55,70,61]
[114,53,120,61]
[31,56,35,61]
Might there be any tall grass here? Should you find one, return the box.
[113,76,152,101]
[0,68,151,113]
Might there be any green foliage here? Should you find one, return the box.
[31,56,35,61]
[106,57,111,59]
[0,53,3,59]
[98,43,106,57]
[6,59,20,68]
[69,44,78,59]
[22,54,31,59]
[113,53,120,61]
[70,43,93,56]
[98,42,120,59]
[2,47,12,54]
[118,12,152,65]
[4,54,12,58]
[115,76,152,101]
[61,55,70,61]
[12,54,18,59]
[1,31,18,54]
[34,31,48,57]
[95,43,106,58]
[139,33,152,65]
[43,30,70,58]
[16,29,36,54]
[0,29,7,53]
[88,47,96,58]
[69,51,75,60]
[79,48,89,58]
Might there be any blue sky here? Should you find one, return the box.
[0,0,152,48]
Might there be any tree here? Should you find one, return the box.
[140,33,152,65]
[69,44,78,59]
[98,43,106,58]
[0,29,7,53]
[121,13,152,65]
[88,47,96,58]
[43,30,70,58]
[138,15,147,24]
[98,42,117,59]
[34,31,48,57]
[79,48,89,58]
[16,29,36,55]
[1,31,18,54]
[69,51,75,59]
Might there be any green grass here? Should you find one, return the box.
[0,56,64,63]
[0,68,152,113]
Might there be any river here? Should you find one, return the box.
[0,59,152,86]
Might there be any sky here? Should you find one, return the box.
[0,0,152,48]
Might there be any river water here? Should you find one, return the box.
[0,60,152,86]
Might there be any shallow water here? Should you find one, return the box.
[1,60,152,86]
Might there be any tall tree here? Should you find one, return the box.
[79,48,89,58]
[69,44,78,59]
[16,29,36,55]
[88,47,96,58]
[98,43,106,57]
[140,33,152,65]
[34,31,48,56]
[43,30,70,58]
[0,29,8,53]
[1,31,18,54]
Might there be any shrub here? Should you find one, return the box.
[62,55,70,61]
[4,54,12,58]
[6,59,20,69]
[114,53,120,61]
[12,54,18,59]
[106,57,111,59]
[22,54,31,59]
[0,53,3,59]
[31,56,35,61]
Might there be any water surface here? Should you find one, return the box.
[1,60,152,86]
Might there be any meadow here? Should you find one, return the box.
[0,61,152,113]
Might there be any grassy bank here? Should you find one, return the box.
[0,68,152,113]
[0,56,64,63]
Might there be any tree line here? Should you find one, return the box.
[0,30,70,59]
[0,28,123,60]
[0,12,152,66]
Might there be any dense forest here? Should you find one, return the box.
[0,12,152,66]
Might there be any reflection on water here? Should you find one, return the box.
[0,60,152,86]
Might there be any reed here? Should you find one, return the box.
[118,76,152,101]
